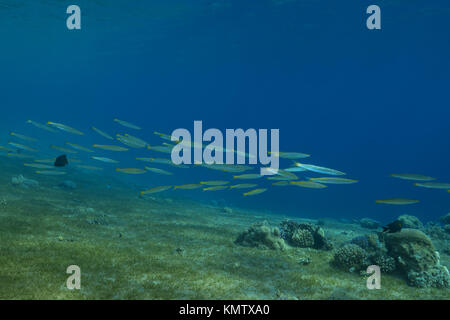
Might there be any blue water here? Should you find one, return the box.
[1,0,449,224]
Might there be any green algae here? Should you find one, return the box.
[0,162,449,300]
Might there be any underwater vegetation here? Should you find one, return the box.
[0,116,449,299]
[1,173,449,300]
[0,147,449,299]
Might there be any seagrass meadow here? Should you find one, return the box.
[1,157,448,299]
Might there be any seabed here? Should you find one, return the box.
[0,157,448,300]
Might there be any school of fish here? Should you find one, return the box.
[1,118,448,207]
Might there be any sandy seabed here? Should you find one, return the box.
[0,158,449,300]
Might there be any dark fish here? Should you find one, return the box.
[382,220,402,233]
[54,155,68,167]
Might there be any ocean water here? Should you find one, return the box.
[0,1,449,299]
